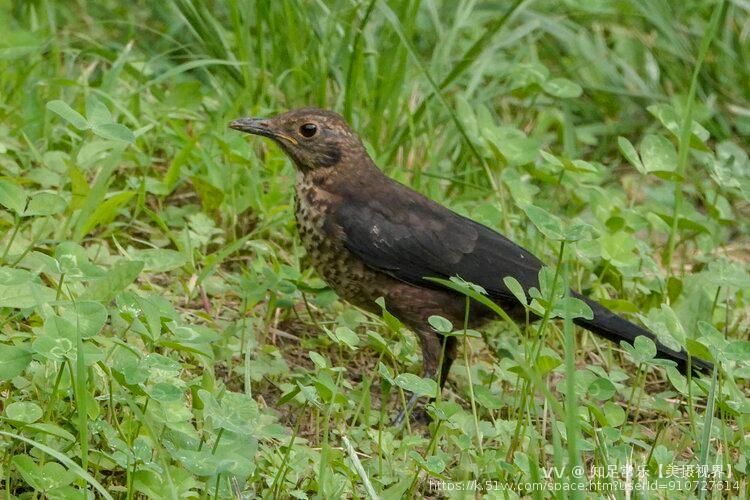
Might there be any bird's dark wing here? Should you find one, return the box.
[332,178,544,303]
[332,176,713,376]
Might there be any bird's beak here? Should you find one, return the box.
[229,117,298,145]
[229,117,274,137]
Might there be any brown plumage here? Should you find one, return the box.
[230,108,712,419]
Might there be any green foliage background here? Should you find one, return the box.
[0,0,749,497]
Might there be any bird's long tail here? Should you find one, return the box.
[572,293,713,375]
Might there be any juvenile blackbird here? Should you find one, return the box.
[230,108,712,418]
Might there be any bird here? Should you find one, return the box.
[229,107,713,422]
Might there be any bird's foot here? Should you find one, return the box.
[391,391,431,426]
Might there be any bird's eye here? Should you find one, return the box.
[299,123,317,138]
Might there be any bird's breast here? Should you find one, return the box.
[294,175,376,306]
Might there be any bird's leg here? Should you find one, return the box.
[437,335,457,389]
[392,332,457,426]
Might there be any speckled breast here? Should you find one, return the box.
[294,176,375,308]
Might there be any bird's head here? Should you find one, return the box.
[230,108,365,171]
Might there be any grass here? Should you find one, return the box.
[1,0,749,497]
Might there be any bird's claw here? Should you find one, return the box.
[391,391,422,427]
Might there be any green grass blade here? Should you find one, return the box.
[0,431,114,499]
